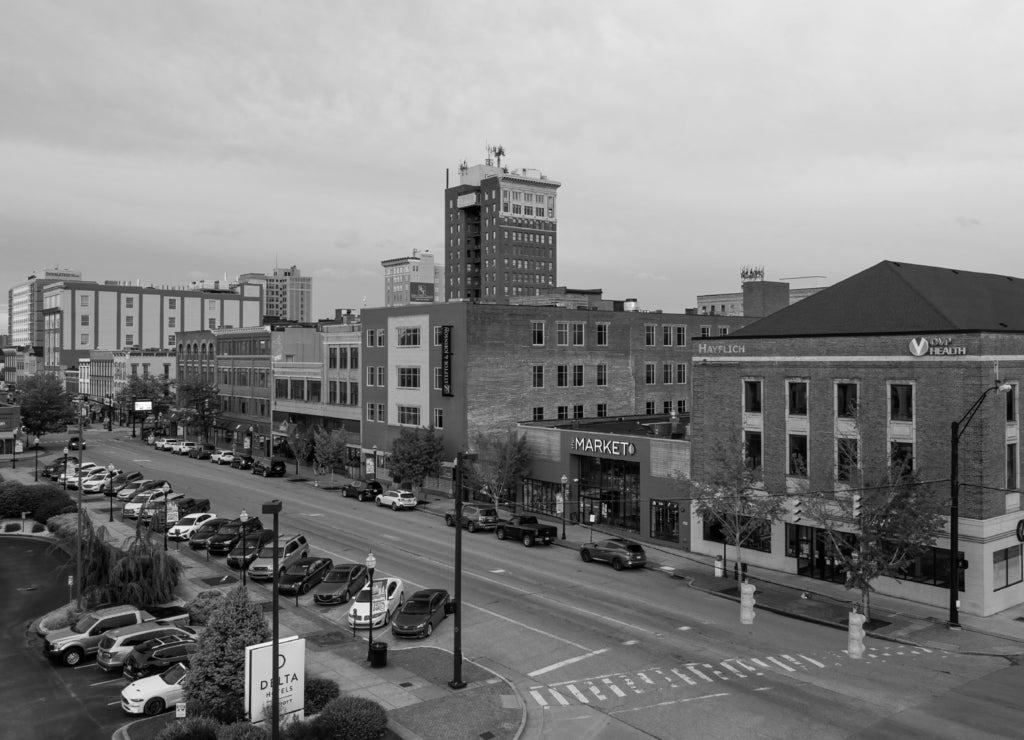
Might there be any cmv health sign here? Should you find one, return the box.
[245,635,306,726]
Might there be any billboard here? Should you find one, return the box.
[245,636,306,726]
[410,282,435,302]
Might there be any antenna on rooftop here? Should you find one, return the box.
[488,144,505,168]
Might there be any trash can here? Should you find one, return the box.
[369,641,388,668]
[714,556,724,578]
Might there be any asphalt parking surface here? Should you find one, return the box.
[0,536,131,740]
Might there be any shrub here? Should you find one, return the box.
[310,696,388,740]
[32,523,45,533]
[303,675,340,715]
[4,522,20,532]
[155,716,222,740]
[218,722,269,740]
[280,719,320,740]
[189,590,227,626]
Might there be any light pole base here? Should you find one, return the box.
[448,680,467,690]
[947,621,963,631]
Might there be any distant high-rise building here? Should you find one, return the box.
[381,249,443,306]
[7,267,82,346]
[238,265,312,322]
[445,150,560,302]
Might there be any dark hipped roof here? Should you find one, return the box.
[732,260,1024,338]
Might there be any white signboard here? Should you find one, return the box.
[555,492,564,516]
[245,636,305,726]
[166,501,180,524]
[134,400,153,411]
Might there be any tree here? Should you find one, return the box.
[101,525,183,606]
[468,430,531,508]
[387,427,445,490]
[313,428,349,485]
[114,375,173,428]
[18,373,75,439]
[680,440,786,581]
[290,425,316,474]
[795,464,944,620]
[176,379,220,444]
[185,585,271,723]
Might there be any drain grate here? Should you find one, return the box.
[201,575,237,587]
[399,681,413,688]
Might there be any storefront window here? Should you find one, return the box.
[522,478,559,516]
[703,516,771,553]
[650,499,679,542]
[994,546,1022,591]
[577,456,640,533]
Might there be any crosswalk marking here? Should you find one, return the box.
[604,678,627,698]
[686,664,713,682]
[766,656,795,672]
[799,654,825,668]
[549,688,570,706]
[637,671,655,685]
[721,661,747,678]
[589,685,607,701]
[566,685,590,703]
[530,690,548,706]
[671,668,697,686]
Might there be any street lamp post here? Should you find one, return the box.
[62,447,69,492]
[559,474,568,540]
[107,463,116,522]
[240,509,249,587]
[365,552,376,662]
[73,446,82,610]
[261,499,283,740]
[371,445,378,482]
[948,382,1012,629]
[450,450,476,690]
[34,437,40,481]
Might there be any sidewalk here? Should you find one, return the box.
[7,449,1024,740]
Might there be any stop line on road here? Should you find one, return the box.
[527,646,937,707]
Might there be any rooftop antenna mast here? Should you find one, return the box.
[488,144,505,169]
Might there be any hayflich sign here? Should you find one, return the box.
[697,343,746,354]
[570,436,637,457]
[908,337,967,357]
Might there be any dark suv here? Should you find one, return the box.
[188,518,229,550]
[122,635,198,680]
[207,516,265,555]
[252,458,287,477]
[445,504,500,533]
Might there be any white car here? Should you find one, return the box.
[123,491,159,519]
[121,663,187,716]
[81,469,122,494]
[166,512,218,541]
[209,449,233,464]
[175,441,197,456]
[348,577,405,629]
[156,438,179,451]
[375,489,418,510]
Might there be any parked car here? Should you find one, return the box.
[122,635,198,681]
[348,578,405,629]
[251,457,287,477]
[123,492,159,520]
[340,481,381,502]
[445,504,500,532]
[141,495,198,529]
[111,471,145,491]
[375,489,418,511]
[495,515,559,547]
[278,557,333,595]
[391,589,450,639]
[43,604,191,667]
[121,663,187,716]
[172,441,197,456]
[580,538,647,570]
[313,563,369,606]
[190,444,217,460]
[188,517,230,550]
[226,529,275,569]
[248,534,309,580]
[210,450,234,464]
[230,455,255,470]
[207,516,265,555]
[124,636,196,677]
[155,438,179,451]
[138,492,185,526]
[167,512,219,542]
[117,479,153,502]
[96,622,197,671]
[81,469,123,494]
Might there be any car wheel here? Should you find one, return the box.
[580,549,593,563]
[612,558,624,571]
[426,622,433,637]
[496,528,506,540]
[523,533,534,547]
[143,698,165,716]
[467,522,477,533]
[375,497,382,507]
[301,582,309,594]
[62,647,84,666]
[392,502,399,511]
[444,514,455,527]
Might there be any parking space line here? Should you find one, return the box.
[528,648,609,677]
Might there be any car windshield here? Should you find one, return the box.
[323,568,353,583]
[285,563,310,576]
[258,546,284,558]
[241,534,264,546]
[161,664,187,684]
[196,522,222,535]
[177,515,199,526]
[402,600,430,615]
[479,508,497,517]
[219,524,240,535]
[71,615,98,634]
[624,544,644,553]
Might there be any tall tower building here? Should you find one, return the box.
[7,267,82,346]
[238,265,312,323]
[381,249,443,306]
[445,149,560,302]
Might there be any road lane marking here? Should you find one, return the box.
[799,654,825,668]
[767,656,794,672]
[529,690,548,706]
[566,685,590,703]
[609,692,730,714]
[671,668,697,686]
[686,665,713,682]
[603,678,627,697]
[528,648,609,677]
[721,661,747,678]
[589,685,607,701]
[91,677,126,686]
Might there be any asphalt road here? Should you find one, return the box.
[60,435,1024,739]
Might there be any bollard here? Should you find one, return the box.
[714,556,724,579]
[848,609,866,658]
[739,580,756,624]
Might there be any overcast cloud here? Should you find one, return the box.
[3,1,1023,332]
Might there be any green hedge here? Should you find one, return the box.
[0,481,76,523]
[155,716,221,740]
[281,696,387,740]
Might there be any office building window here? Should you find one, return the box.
[675,326,687,346]
[81,314,90,326]
[125,316,134,327]
[125,297,134,308]
[994,546,1023,591]
[597,403,607,418]
[329,348,338,368]
[1008,443,1018,490]
[645,325,656,346]
[556,322,569,346]
[645,363,656,384]
[890,383,914,421]
[377,366,385,385]
[557,405,569,420]
[208,318,216,329]
[788,381,808,416]
[532,365,544,388]
[744,431,762,470]
[367,366,375,386]
[397,367,420,389]
[532,407,544,421]
[572,365,584,387]
[376,403,386,422]
[663,401,672,414]
[789,435,808,476]
[838,438,859,482]
[572,322,585,346]
[1008,385,1018,422]
[891,441,915,475]
[80,333,89,345]
[676,363,687,384]
[434,408,444,429]
[366,330,375,347]
[701,326,711,338]
[366,404,376,422]
[329,382,338,404]
[397,405,420,426]
[433,326,444,346]
[350,347,358,369]
[596,323,609,346]
[596,364,607,386]
[168,298,176,309]
[532,321,545,346]
[662,326,673,346]
[168,317,176,328]
[837,382,858,417]
[434,367,443,390]
[719,327,730,336]
[646,401,655,415]
[376,329,385,346]
[81,295,89,307]
[397,327,420,346]
[557,365,568,387]
[573,404,584,419]
[744,380,762,413]
[125,334,134,346]
[663,363,673,384]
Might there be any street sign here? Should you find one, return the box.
[555,492,564,515]
[175,702,186,718]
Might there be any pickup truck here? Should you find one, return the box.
[42,604,191,666]
[494,515,559,547]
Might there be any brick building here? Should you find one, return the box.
[691,260,1024,617]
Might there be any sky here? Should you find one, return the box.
[4,1,1024,334]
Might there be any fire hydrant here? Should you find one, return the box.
[739,580,756,625]
[848,607,866,658]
